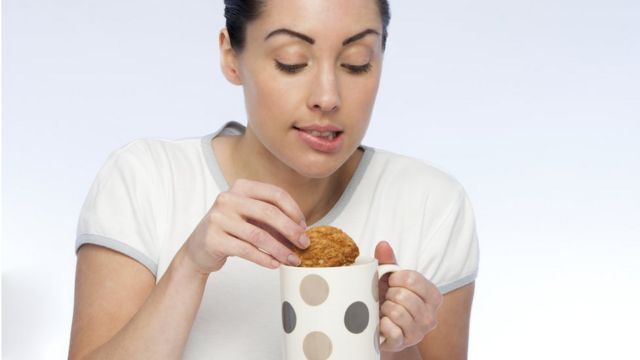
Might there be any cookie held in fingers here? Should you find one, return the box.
[292,225,359,267]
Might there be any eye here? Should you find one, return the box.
[275,60,307,74]
[341,63,372,74]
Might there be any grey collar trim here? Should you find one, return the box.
[200,121,374,226]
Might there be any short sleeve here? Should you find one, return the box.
[418,186,479,294]
[75,142,161,276]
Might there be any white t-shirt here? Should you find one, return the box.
[76,121,479,359]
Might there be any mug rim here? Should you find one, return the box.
[280,256,378,269]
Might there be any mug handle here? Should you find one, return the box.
[377,263,403,345]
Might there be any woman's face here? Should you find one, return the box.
[230,0,384,178]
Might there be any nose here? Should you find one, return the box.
[307,63,341,113]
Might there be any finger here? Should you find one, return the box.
[224,233,281,269]
[386,288,438,340]
[230,179,306,226]
[378,276,390,304]
[381,300,418,344]
[240,197,308,249]
[388,271,441,307]
[385,287,425,320]
[226,216,301,266]
[379,316,404,351]
[374,241,397,264]
[221,191,308,249]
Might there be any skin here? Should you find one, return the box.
[217,0,383,226]
[68,0,475,359]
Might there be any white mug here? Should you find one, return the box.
[280,257,402,360]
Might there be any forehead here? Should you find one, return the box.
[248,0,382,41]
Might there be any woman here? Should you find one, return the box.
[69,0,479,359]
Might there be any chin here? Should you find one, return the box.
[291,160,343,179]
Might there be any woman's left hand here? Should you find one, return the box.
[375,241,443,352]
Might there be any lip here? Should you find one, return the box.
[294,124,343,132]
[294,127,344,153]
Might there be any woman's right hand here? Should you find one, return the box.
[182,178,310,274]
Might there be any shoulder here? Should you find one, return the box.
[111,135,204,163]
[88,135,208,198]
[102,135,205,175]
[365,147,467,205]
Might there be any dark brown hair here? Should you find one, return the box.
[224,0,391,51]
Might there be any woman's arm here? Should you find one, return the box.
[69,179,308,359]
[417,282,475,359]
[68,244,208,359]
[381,282,475,360]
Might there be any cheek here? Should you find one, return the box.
[358,84,379,109]
[247,74,303,121]
[342,78,380,120]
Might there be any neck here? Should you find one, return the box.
[221,128,362,225]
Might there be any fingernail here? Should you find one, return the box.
[299,233,310,248]
[300,219,307,229]
[288,254,301,266]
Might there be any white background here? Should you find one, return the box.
[3,0,639,358]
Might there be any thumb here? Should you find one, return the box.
[374,241,397,265]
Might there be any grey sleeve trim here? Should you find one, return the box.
[437,270,478,294]
[76,234,158,277]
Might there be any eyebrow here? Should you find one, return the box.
[265,28,315,44]
[342,29,379,46]
[264,28,380,46]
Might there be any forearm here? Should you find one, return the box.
[381,346,422,360]
[383,343,468,360]
[82,246,208,359]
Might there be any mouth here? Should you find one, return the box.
[293,126,345,153]
[293,127,344,140]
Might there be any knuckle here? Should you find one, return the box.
[423,313,437,330]
[207,210,224,224]
[215,191,232,207]
[262,204,279,219]
[289,224,305,241]
[273,188,286,201]
[246,227,265,244]
[275,185,292,200]
[390,307,403,321]
[385,288,397,302]
[390,326,403,340]
[388,288,405,303]
[406,272,420,287]
[381,301,393,315]
[423,319,437,333]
